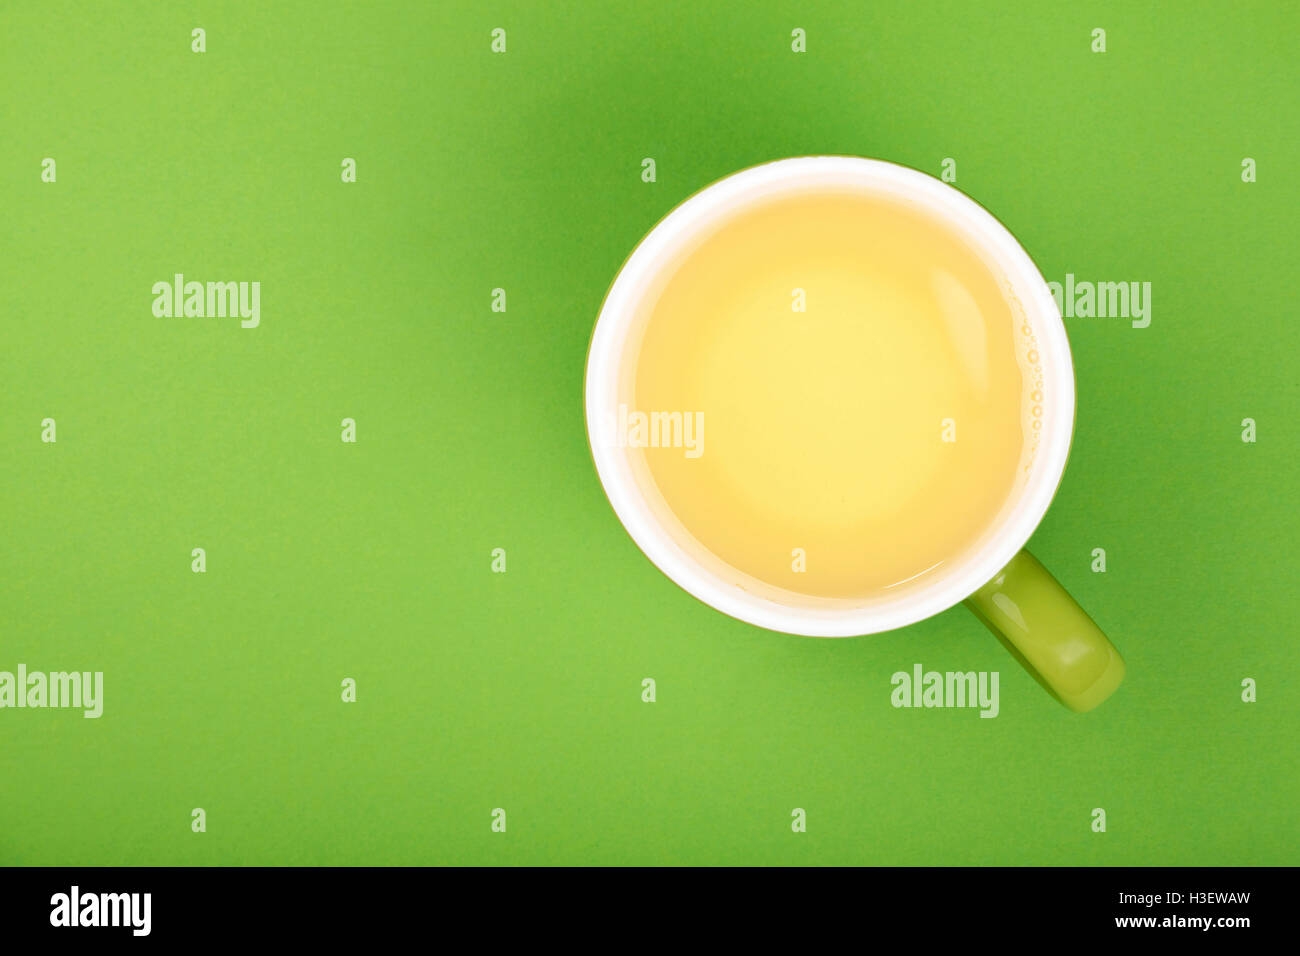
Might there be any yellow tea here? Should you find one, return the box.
[631,188,1041,599]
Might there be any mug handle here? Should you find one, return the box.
[964,551,1125,712]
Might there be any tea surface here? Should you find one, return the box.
[633,189,1035,598]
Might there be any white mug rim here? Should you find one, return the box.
[584,155,1075,637]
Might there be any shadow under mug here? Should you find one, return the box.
[584,156,1125,712]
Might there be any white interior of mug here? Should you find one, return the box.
[584,156,1075,637]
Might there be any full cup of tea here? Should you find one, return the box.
[585,156,1124,712]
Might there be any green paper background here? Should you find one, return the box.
[2,1,1296,866]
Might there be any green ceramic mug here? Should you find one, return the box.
[585,156,1125,712]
